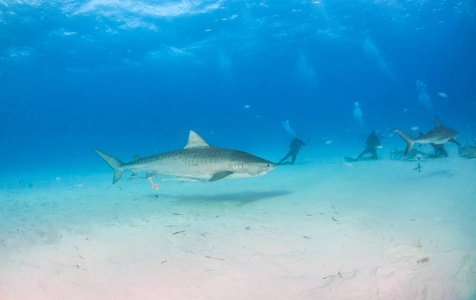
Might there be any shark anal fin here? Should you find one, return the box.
[209,171,233,182]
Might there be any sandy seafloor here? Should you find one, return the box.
[1,152,475,300]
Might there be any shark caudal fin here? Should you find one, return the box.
[91,148,124,184]
[392,126,416,156]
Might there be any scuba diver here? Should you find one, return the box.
[345,130,380,162]
[277,135,308,165]
[430,144,448,158]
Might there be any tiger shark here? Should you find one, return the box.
[92,131,276,184]
[393,116,461,156]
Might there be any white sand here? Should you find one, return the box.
[0,157,475,299]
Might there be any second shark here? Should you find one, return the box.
[393,116,461,156]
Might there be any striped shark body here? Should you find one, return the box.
[92,131,276,184]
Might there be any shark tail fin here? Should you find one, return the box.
[398,131,416,156]
[392,127,416,156]
[91,148,124,184]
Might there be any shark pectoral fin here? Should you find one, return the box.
[131,171,139,176]
[209,171,234,182]
[450,138,462,147]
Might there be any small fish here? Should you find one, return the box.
[403,108,408,113]
[438,92,447,98]
[411,126,419,131]
[323,140,333,145]
[375,145,383,149]
[244,105,250,109]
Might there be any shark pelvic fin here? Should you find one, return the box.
[91,148,124,184]
[435,116,442,128]
[209,171,233,182]
[184,130,211,149]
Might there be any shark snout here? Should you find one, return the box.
[260,162,276,175]
[251,161,276,177]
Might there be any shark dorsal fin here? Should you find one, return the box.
[184,131,211,149]
[435,116,442,128]
[133,155,141,161]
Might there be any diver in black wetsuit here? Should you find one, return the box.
[430,144,448,158]
[346,131,380,162]
[356,130,380,160]
[278,135,307,165]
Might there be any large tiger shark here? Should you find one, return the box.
[92,131,276,184]
[393,116,461,156]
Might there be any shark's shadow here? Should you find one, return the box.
[161,190,293,205]
[420,169,454,178]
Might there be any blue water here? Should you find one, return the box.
[0,1,475,171]
[1,2,476,298]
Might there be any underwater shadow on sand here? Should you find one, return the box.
[161,190,293,205]
[420,169,455,178]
